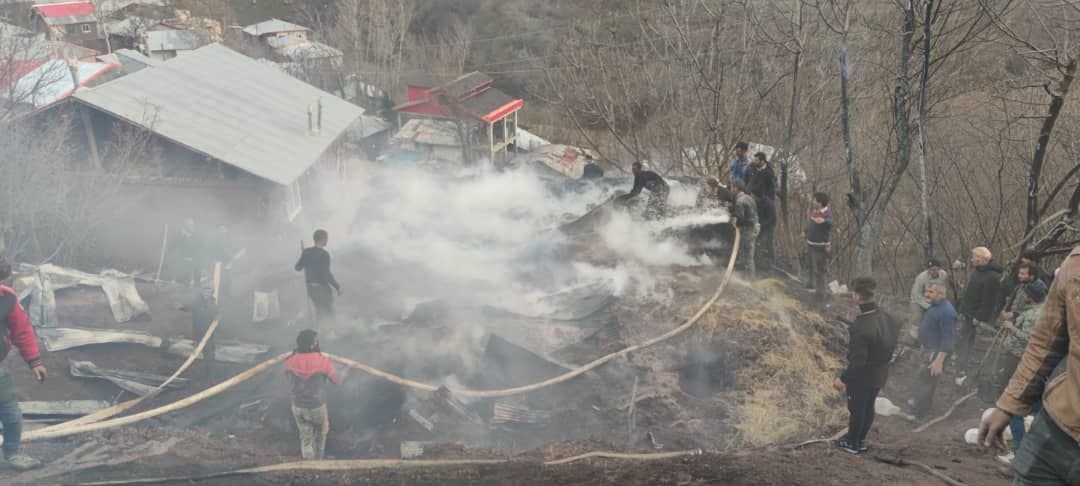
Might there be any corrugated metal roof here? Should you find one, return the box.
[145,29,202,52]
[7,59,116,108]
[73,43,371,185]
[242,19,309,37]
[32,1,95,18]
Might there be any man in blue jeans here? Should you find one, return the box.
[995,280,1047,465]
[981,247,1080,485]
[0,257,47,470]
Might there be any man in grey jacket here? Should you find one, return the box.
[909,260,948,336]
[731,181,759,279]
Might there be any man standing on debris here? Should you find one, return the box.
[730,181,759,279]
[295,230,341,326]
[747,152,777,272]
[834,277,898,454]
[908,260,948,335]
[182,284,219,376]
[993,279,1047,466]
[285,329,341,460]
[0,257,46,470]
[616,161,669,220]
[805,192,833,304]
[909,282,956,419]
[980,246,1080,486]
[729,142,751,185]
[956,247,1003,377]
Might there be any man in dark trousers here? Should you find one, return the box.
[956,246,1002,379]
[616,161,669,220]
[284,330,342,460]
[834,277,898,454]
[181,284,219,376]
[909,282,957,419]
[731,181,759,279]
[805,192,833,304]
[747,152,777,272]
[0,257,46,470]
[296,229,341,326]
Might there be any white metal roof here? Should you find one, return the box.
[242,18,310,37]
[72,43,371,185]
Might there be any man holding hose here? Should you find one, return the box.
[285,330,341,460]
[0,257,46,470]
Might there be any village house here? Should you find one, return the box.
[241,18,342,91]
[241,18,310,47]
[29,1,105,50]
[391,72,523,165]
[54,43,387,262]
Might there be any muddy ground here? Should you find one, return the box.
[0,233,1016,485]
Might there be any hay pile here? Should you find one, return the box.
[701,279,848,446]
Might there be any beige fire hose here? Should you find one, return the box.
[77,450,705,485]
[30,229,739,439]
[328,227,740,398]
[27,262,225,438]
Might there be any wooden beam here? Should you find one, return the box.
[80,106,102,169]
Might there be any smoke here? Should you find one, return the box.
[321,167,717,312]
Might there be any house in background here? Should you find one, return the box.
[242,18,309,47]
[68,43,385,225]
[29,1,105,50]
[392,72,524,164]
[141,28,203,60]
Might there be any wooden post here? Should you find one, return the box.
[154,224,169,282]
[513,111,519,155]
[212,262,222,300]
[80,106,102,169]
[488,122,494,163]
[502,117,508,162]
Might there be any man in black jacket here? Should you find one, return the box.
[616,162,669,220]
[747,152,777,271]
[956,246,1002,374]
[296,229,341,326]
[834,277,899,454]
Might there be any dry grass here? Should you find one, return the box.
[710,288,847,446]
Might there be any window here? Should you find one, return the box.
[285,180,303,221]
[81,24,91,33]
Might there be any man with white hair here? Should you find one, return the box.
[909,281,956,419]
[957,246,1003,375]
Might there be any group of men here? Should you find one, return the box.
[618,143,833,298]
[836,244,1080,485]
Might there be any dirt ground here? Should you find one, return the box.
[0,237,1018,485]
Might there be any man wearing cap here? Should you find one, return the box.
[0,257,46,470]
[994,279,1047,465]
[616,161,669,220]
[909,260,948,336]
[284,330,342,460]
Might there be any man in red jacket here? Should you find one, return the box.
[0,257,47,470]
[284,329,341,460]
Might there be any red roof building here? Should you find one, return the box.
[393,72,524,163]
[30,2,103,50]
[32,1,96,20]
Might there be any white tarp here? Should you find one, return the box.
[13,264,150,327]
[36,327,163,351]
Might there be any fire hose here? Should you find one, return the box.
[28,229,739,440]
[76,450,706,485]
[27,262,227,439]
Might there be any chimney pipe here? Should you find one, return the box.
[316,97,322,133]
[67,57,79,92]
[307,104,313,134]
